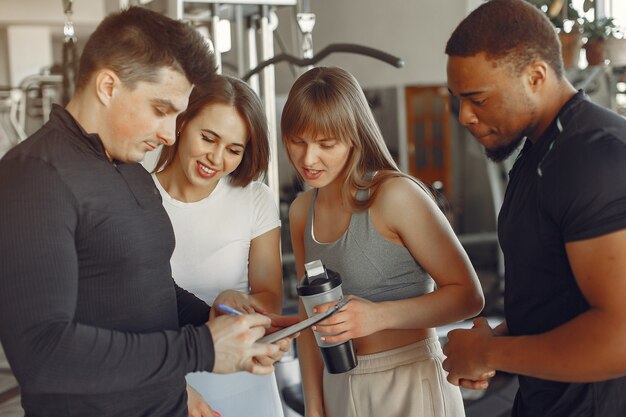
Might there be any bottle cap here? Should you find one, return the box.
[297,262,342,296]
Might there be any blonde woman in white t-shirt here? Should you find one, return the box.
[152,75,284,417]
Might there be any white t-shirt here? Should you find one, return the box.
[153,174,284,417]
[153,174,280,304]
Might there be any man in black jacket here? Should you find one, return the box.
[0,7,293,417]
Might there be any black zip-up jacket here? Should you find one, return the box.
[0,105,214,417]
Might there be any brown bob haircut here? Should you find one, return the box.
[281,66,430,210]
[445,0,565,79]
[77,6,217,91]
[154,75,269,187]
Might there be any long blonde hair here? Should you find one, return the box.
[281,66,429,210]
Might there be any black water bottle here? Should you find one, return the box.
[297,260,357,374]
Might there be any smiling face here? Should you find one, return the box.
[447,53,539,162]
[102,67,193,163]
[172,102,248,199]
[285,129,352,189]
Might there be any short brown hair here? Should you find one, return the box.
[445,0,564,78]
[77,6,217,90]
[154,75,269,187]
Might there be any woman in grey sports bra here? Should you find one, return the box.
[281,67,485,417]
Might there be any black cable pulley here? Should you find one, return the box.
[242,43,404,82]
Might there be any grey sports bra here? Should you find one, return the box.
[303,188,434,302]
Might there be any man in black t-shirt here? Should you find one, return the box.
[0,7,295,417]
[441,1,626,417]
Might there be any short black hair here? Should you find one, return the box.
[445,0,564,78]
[77,6,217,90]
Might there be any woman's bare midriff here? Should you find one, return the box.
[353,327,437,355]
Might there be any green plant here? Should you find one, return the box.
[582,17,617,41]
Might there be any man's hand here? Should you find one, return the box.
[458,372,496,390]
[443,317,497,387]
[207,313,279,375]
[251,313,301,365]
[186,385,221,417]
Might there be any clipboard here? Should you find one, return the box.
[257,297,352,344]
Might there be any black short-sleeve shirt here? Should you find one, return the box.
[498,91,626,417]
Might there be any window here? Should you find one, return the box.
[605,0,626,34]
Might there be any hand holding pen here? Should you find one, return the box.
[206,308,276,375]
[217,304,244,316]
[217,303,300,336]
[217,303,300,352]
[212,303,295,368]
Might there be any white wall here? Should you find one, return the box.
[0,28,8,86]
[309,0,461,87]
[7,26,52,86]
[272,0,482,93]
[0,0,483,91]
[0,0,104,27]
[0,0,105,86]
